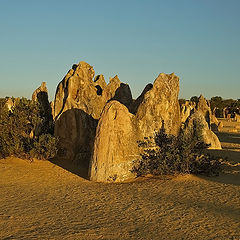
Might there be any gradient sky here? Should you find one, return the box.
[0,0,239,101]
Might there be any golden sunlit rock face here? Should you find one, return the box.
[51,61,222,182]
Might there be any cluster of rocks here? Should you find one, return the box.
[32,61,222,182]
[180,96,221,149]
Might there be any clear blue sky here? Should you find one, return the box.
[0,0,239,100]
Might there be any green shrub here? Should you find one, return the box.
[131,121,221,177]
[30,134,58,160]
[0,97,57,160]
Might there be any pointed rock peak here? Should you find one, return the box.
[198,94,205,101]
[142,83,153,94]
[135,72,181,136]
[158,72,176,78]
[78,61,93,68]
[70,61,95,80]
[197,95,210,107]
[94,74,106,85]
[153,72,179,89]
[32,82,48,102]
[94,74,105,83]
[40,82,47,90]
[109,75,120,84]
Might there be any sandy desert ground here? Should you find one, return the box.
[0,128,240,239]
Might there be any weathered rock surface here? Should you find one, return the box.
[53,62,133,164]
[89,101,139,182]
[196,95,218,130]
[135,73,181,137]
[185,112,222,149]
[180,100,196,123]
[52,61,222,182]
[89,73,183,182]
[53,62,98,120]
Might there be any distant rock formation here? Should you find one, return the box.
[180,100,196,123]
[185,112,222,149]
[32,82,52,116]
[180,95,222,150]
[32,82,53,137]
[89,101,139,182]
[196,95,218,130]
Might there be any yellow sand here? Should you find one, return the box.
[0,132,240,239]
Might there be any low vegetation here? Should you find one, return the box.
[0,97,57,160]
[132,121,222,177]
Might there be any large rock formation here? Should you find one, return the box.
[53,61,132,164]
[89,73,182,182]
[52,61,222,182]
[89,101,139,182]
[135,73,181,137]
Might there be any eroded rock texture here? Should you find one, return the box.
[53,62,132,164]
[185,112,222,149]
[52,61,221,182]
[196,95,219,130]
[135,73,181,137]
[89,73,182,182]
[180,100,196,123]
[89,101,139,182]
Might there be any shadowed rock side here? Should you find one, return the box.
[32,82,52,116]
[55,109,98,166]
[53,62,133,165]
[32,82,53,136]
[135,73,181,137]
[89,101,139,182]
[129,83,153,114]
